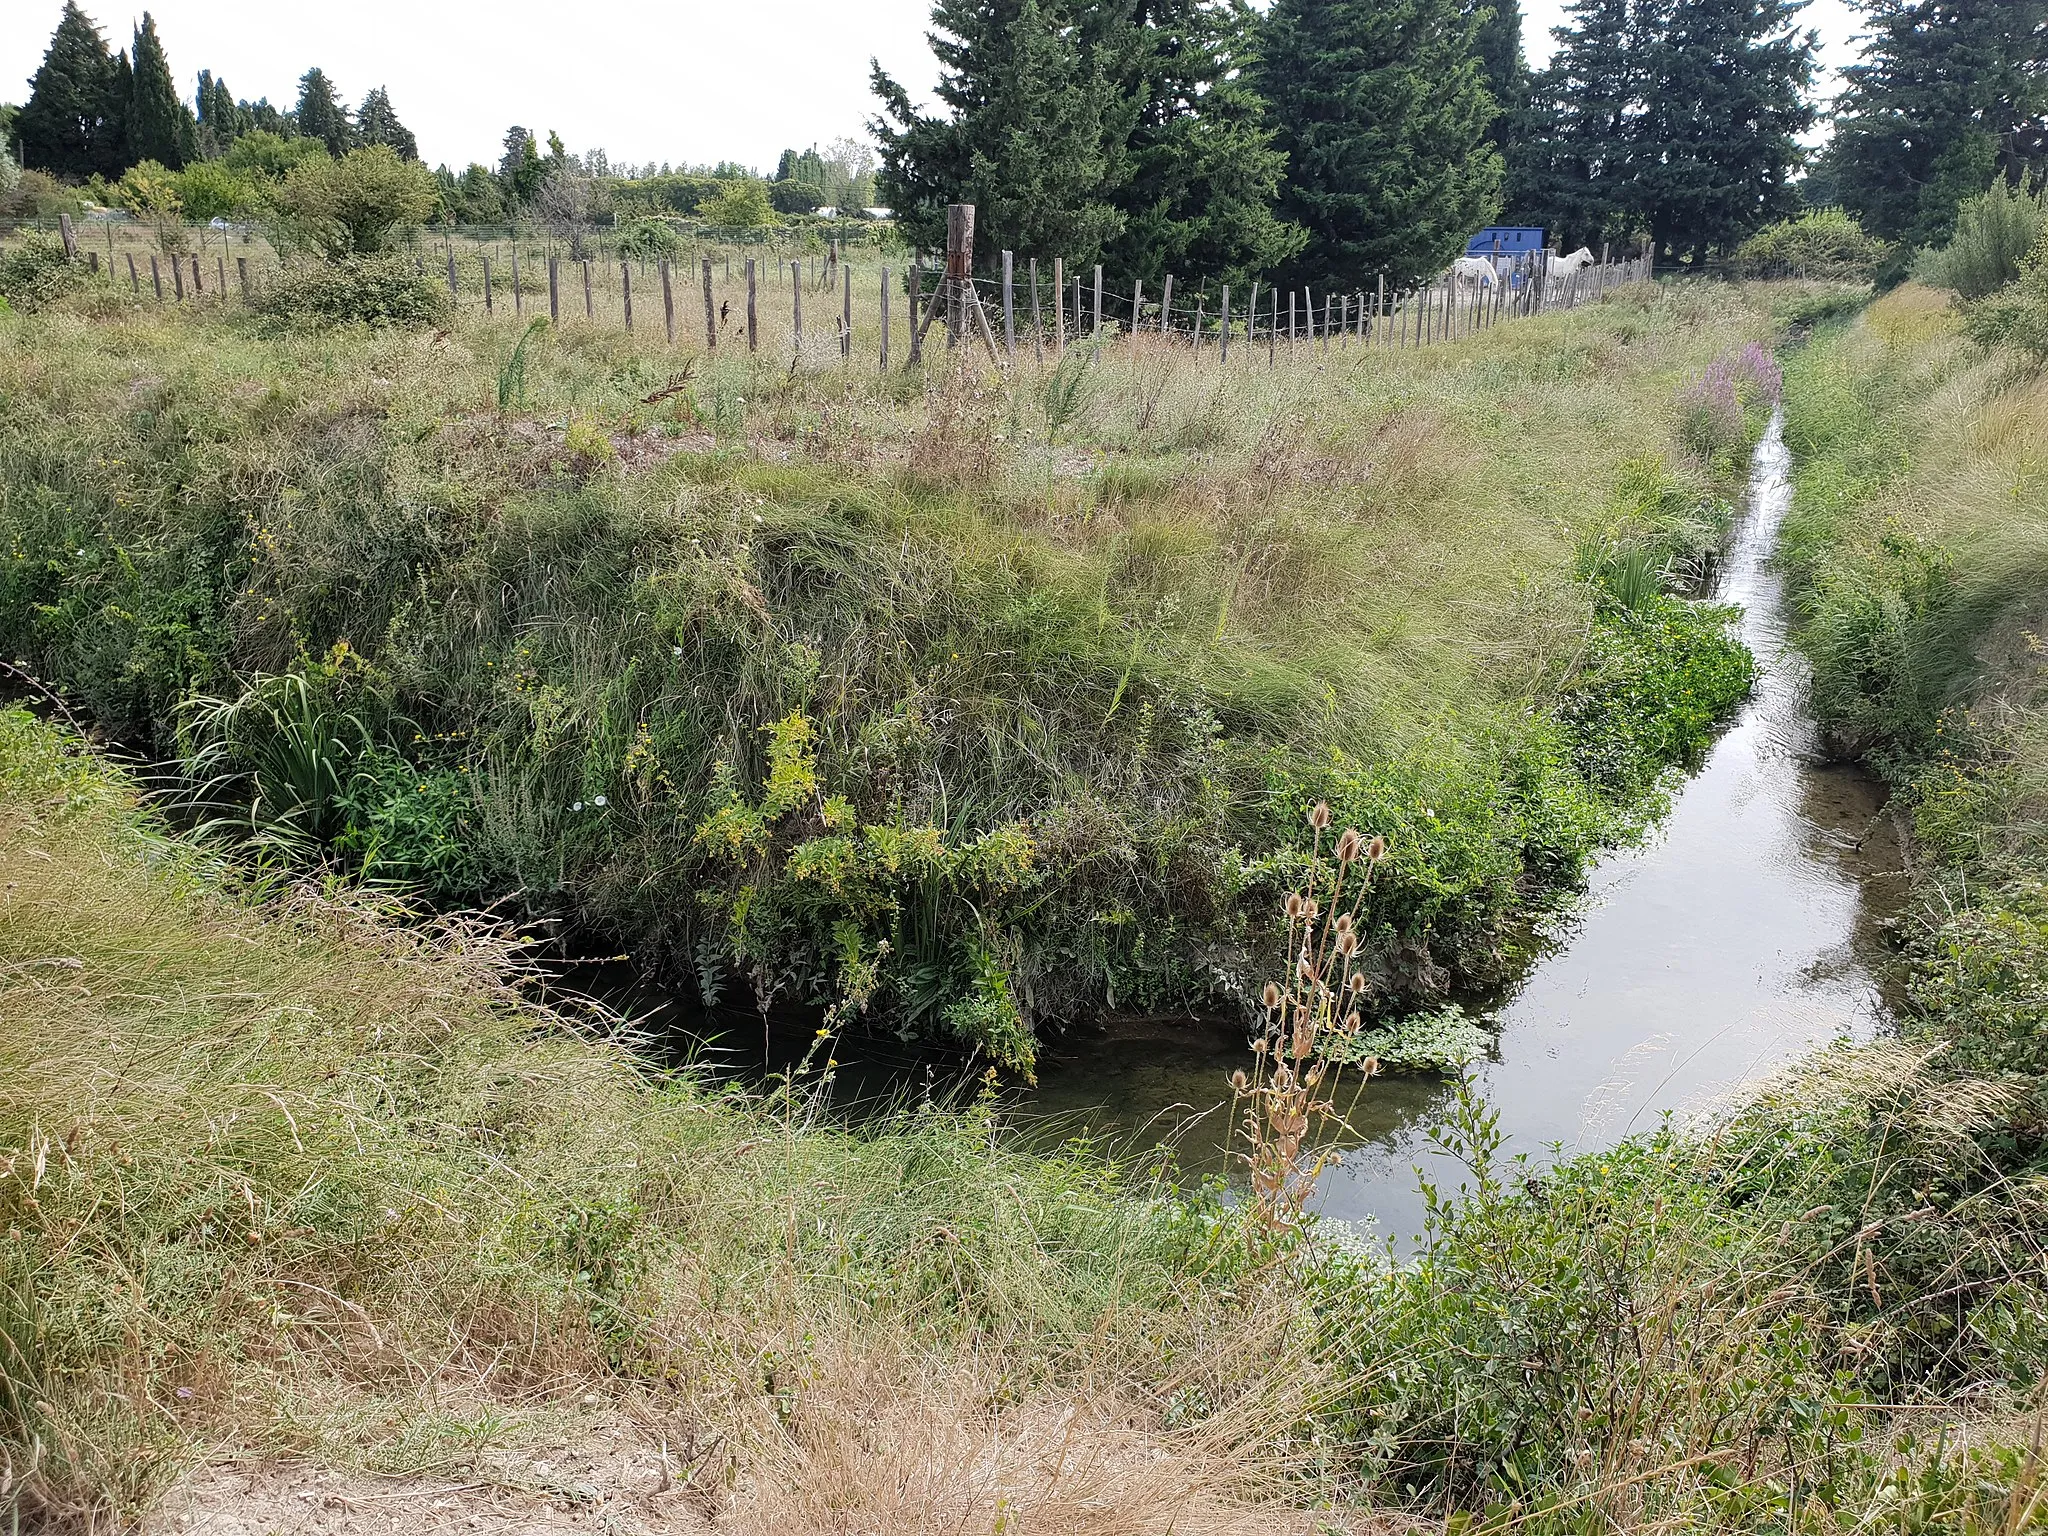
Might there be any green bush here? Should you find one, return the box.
[270,145,440,258]
[1917,179,2048,300]
[1734,207,1890,281]
[0,236,89,313]
[1962,231,2048,360]
[252,253,450,330]
[615,216,684,261]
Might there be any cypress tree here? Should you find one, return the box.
[17,2,122,178]
[293,68,353,156]
[498,126,545,207]
[126,13,194,169]
[1257,0,1504,287]
[1828,0,2048,249]
[356,87,419,161]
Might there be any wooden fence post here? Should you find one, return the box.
[909,260,923,365]
[622,262,633,331]
[149,254,162,300]
[1052,257,1065,351]
[1287,290,1295,358]
[842,262,852,358]
[57,213,77,260]
[511,249,523,316]
[1246,281,1259,366]
[659,260,673,343]
[216,254,225,295]
[746,258,758,351]
[190,255,202,295]
[944,204,973,351]
[701,257,716,349]
[1029,257,1042,366]
[1092,265,1103,337]
[880,264,891,369]
[548,257,559,322]
[1131,278,1143,343]
[582,259,593,320]
[126,252,138,293]
[1001,249,1014,358]
[446,252,458,299]
[171,255,184,300]
[1160,273,1173,337]
[482,257,493,312]
[1220,284,1230,363]
[791,257,802,354]
[1269,286,1278,367]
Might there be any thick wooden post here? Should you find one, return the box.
[57,213,77,260]
[880,264,891,369]
[660,260,673,343]
[944,203,973,351]
[1220,284,1230,363]
[1052,257,1065,351]
[482,256,493,311]
[171,255,184,300]
[745,258,758,351]
[126,252,138,292]
[548,256,559,322]
[511,249,523,316]
[149,254,162,300]
[190,255,202,295]
[702,257,716,349]
[1160,273,1173,336]
[617,262,630,330]
[582,259,593,320]
[1001,249,1014,358]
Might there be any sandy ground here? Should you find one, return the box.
[142,1419,717,1536]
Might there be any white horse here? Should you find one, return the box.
[1547,247,1595,281]
[1449,256,1498,293]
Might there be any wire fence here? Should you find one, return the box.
[7,211,1652,374]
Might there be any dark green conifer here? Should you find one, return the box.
[293,67,352,155]
[1257,0,1504,286]
[356,86,419,161]
[17,2,122,178]
[126,13,195,169]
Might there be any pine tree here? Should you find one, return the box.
[1257,0,1504,287]
[293,68,352,156]
[355,87,419,161]
[1504,0,1642,247]
[1829,0,2048,249]
[1631,0,1814,264]
[126,13,194,169]
[1473,0,1528,134]
[17,2,123,178]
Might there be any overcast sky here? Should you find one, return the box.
[6,0,1868,175]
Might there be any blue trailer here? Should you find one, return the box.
[1466,226,1546,257]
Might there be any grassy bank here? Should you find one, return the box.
[12,708,2048,1532]
[0,273,1767,1066]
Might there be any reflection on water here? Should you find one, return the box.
[1028,412,1905,1240]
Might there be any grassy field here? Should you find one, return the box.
[0,261,1773,1068]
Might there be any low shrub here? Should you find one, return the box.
[1734,207,1891,281]
[615,215,684,261]
[0,236,90,313]
[251,253,449,330]
[1917,179,2048,300]
[1962,231,2048,361]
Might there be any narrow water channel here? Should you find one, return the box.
[1029,411,1906,1238]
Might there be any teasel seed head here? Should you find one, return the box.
[1335,929,1360,958]
[1336,828,1362,863]
[1230,1069,1249,1094]
[1285,892,1306,920]
[1308,801,1332,832]
[1335,913,1353,936]
[1261,980,1282,1011]
[1349,971,1367,997]
[1366,835,1388,862]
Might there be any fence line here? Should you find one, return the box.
[7,211,1653,377]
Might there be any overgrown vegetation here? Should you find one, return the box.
[0,278,1766,1069]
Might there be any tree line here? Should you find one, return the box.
[8,0,2046,288]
